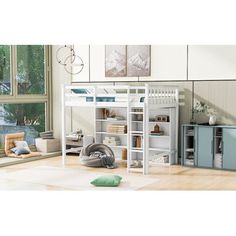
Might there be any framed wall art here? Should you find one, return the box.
[127,45,151,77]
[105,45,127,77]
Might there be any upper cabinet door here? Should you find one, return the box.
[140,45,187,81]
[188,45,236,80]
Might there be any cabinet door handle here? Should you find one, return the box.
[222,141,224,155]
[194,137,196,166]
[211,140,213,154]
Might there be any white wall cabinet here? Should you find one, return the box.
[188,45,236,80]
[140,45,187,81]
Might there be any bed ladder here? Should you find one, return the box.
[127,86,149,175]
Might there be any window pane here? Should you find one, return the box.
[0,45,11,95]
[0,103,46,149]
[17,45,45,95]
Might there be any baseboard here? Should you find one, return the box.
[0,151,62,168]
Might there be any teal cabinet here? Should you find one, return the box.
[197,127,214,168]
[182,124,236,171]
[223,128,236,170]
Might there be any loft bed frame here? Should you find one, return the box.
[62,84,179,174]
[62,84,178,108]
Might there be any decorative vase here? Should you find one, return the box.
[209,115,216,125]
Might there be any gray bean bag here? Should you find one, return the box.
[80,143,117,168]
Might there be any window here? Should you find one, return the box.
[17,45,45,95]
[0,45,51,150]
[0,45,11,95]
[0,103,46,148]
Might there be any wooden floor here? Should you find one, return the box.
[1,155,236,190]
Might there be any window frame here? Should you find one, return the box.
[0,45,13,96]
[0,45,52,144]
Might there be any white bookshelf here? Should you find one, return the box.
[95,106,128,161]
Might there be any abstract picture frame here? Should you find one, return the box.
[105,45,151,77]
[127,45,151,77]
[105,45,127,77]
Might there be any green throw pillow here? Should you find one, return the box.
[90,175,122,187]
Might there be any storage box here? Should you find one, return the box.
[35,138,61,153]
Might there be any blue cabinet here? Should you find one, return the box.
[197,127,213,168]
[182,124,236,171]
[223,128,236,170]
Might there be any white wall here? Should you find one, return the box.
[189,45,236,80]
[194,81,236,124]
[140,45,187,81]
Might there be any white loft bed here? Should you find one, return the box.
[61,84,179,174]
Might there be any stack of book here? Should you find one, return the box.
[39,130,54,139]
[187,129,194,135]
[214,154,223,168]
[103,136,121,146]
[106,116,125,121]
[107,124,127,134]
[185,154,194,166]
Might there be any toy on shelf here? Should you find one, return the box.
[155,115,169,122]
[102,108,110,119]
[101,108,125,121]
[150,124,164,136]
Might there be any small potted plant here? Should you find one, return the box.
[193,100,217,125]
[206,107,217,125]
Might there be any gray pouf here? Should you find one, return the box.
[80,143,116,168]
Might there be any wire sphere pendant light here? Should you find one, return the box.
[56,45,84,75]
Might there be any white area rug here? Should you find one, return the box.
[0,166,158,190]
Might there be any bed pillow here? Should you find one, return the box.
[14,140,31,152]
[71,88,88,94]
[11,147,30,155]
[90,175,122,187]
